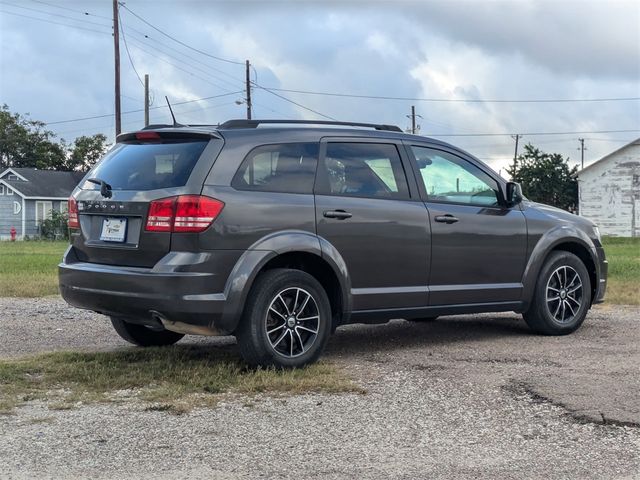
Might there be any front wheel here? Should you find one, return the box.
[523,251,591,335]
[110,317,184,346]
[236,269,332,368]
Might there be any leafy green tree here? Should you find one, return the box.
[67,134,108,171]
[506,143,578,212]
[1,105,108,171]
[0,104,66,169]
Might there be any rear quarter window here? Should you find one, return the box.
[232,143,319,194]
[81,140,209,191]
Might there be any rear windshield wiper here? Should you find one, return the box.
[87,177,113,198]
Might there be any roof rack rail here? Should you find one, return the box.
[218,119,403,132]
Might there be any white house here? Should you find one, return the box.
[577,138,640,237]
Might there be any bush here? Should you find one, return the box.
[40,210,68,240]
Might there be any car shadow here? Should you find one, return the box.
[325,314,530,357]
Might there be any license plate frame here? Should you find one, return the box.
[100,217,127,243]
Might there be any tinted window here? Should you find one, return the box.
[82,140,209,191]
[232,143,319,194]
[320,143,409,199]
[412,146,500,206]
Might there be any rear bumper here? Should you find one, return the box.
[594,246,607,304]
[58,247,241,334]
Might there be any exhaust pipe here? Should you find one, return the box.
[150,311,222,336]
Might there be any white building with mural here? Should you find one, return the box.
[577,138,640,237]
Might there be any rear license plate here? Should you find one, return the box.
[100,218,127,243]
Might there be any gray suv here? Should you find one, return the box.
[59,119,607,368]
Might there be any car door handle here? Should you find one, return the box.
[434,214,459,224]
[323,210,352,220]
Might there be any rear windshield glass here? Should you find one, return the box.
[81,140,209,191]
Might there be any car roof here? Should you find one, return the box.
[130,121,456,149]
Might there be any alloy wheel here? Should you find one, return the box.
[545,265,583,323]
[265,287,320,358]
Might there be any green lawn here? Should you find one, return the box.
[601,237,640,305]
[0,238,638,304]
[0,241,67,297]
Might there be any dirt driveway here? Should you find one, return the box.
[1,297,638,479]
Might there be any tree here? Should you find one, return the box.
[67,134,108,171]
[1,105,108,171]
[0,104,66,170]
[506,143,578,212]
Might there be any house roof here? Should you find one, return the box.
[577,137,640,177]
[0,167,84,198]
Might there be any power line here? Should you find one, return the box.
[252,83,337,120]
[117,3,245,66]
[256,86,640,104]
[28,0,111,21]
[0,9,112,35]
[118,13,144,87]
[125,36,240,93]
[1,1,112,28]
[44,91,244,125]
[430,129,640,138]
[124,35,244,92]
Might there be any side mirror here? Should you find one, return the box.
[505,182,523,206]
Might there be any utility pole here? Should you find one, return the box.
[144,74,150,127]
[406,105,422,134]
[578,138,586,169]
[113,0,121,135]
[245,60,252,120]
[511,134,522,177]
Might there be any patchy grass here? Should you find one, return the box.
[0,240,67,297]
[602,237,640,305]
[0,345,363,413]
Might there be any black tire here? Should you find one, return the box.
[523,251,591,335]
[235,268,332,368]
[110,317,184,347]
[407,316,438,322]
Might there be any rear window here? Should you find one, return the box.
[81,140,209,191]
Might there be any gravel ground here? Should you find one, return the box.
[0,297,639,479]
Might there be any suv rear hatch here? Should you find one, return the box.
[69,130,223,268]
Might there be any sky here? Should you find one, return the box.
[1,0,639,176]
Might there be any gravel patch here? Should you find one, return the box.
[0,297,639,479]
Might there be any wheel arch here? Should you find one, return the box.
[218,230,351,333]
[522,226,599,308]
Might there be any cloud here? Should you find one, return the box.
[0,0,638,173]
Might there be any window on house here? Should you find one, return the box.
[6,187,13,195]
[35,201,53,226]
[60,200,68,215]
[0,185,4,195]
[8,175,18,180]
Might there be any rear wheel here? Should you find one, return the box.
[110,317,184,346]
[236,268,332,368]
[523,251,591,335]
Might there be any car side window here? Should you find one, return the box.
[411,146,500,207]
[232,143,319,194]
[318,142,410,200]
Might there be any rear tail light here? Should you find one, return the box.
[146,197,176,232]
[68,196,79,229]
[145,195,224,233]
